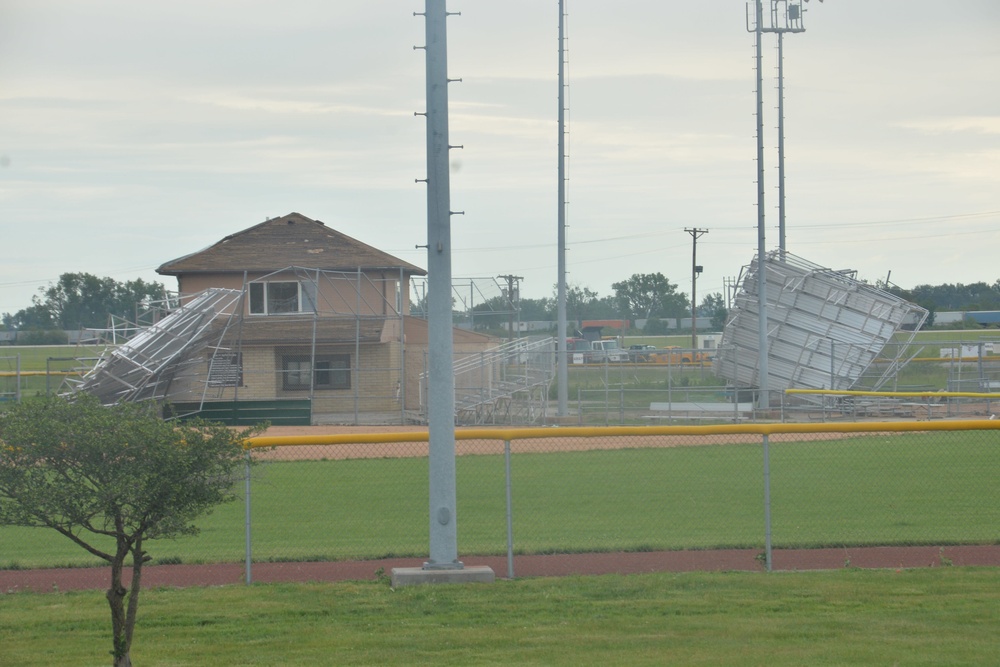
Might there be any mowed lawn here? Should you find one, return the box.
[0,345,108,398]
[2,568,999,666]
[2,432,998,569]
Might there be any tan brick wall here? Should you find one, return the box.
[162,319,493,419]
[174,271,409,318]
[266,344,404,415]
[239,347,276,399]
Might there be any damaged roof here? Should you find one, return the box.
[157,212,426,277]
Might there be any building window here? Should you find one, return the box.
[249,281,317,315]
[282,355,350,390]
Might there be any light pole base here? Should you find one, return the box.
[390,565,495,588]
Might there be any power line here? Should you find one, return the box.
[388,209,1000,256]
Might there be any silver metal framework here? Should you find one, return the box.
[70,288,245,407]
[714,251,929,397]
[419,336,556,425]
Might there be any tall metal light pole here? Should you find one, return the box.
[748,0,770,409]
[746,0,819,407]
[763,1,807,254]
[685,228,708,352]
[777,30,787,255]
[421,0,461,571]
[556,0,569,417]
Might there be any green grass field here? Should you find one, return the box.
[2,568,999,666]
[2,346,998,665]
[0,345,107,399]
[0,344,110,372]
[3,432,997,569]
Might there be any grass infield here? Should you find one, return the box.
[2,568,999,666]
[2,432,997,569]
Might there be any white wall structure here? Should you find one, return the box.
[714,252,928,395]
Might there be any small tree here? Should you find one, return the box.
[698,293,728,331]
[0,395,264,667]
[4,272,167,332]
[611,273,688,321]
[644,317,669,335]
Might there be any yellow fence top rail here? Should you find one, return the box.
[245,420,1000,449]
[786,388,999,399]
[0,371,79,377]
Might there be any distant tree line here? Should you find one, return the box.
[453,272,729,334]
[1,272,167,333]
[889,281,1000,312]
[6,272,996,338]
[455,274,1000,335]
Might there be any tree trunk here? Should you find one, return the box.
[107,549,132,667]
[125,538,145,654]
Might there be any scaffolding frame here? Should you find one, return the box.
[69,288,245,407]
[70,266,413,424]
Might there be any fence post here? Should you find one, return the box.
[762,433,772,572]
[245,451,252,585]
[619,383,625,425]
[505,439,515,579]
[577,387,582,426]
[667,354,673,417]
[604,361,610,426]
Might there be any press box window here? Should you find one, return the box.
[282,355,350,390]
[249,281,317,315]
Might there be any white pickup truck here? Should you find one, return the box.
[588,339,628,363]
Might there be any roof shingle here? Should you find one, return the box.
[157,212,425,276]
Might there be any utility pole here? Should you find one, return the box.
[723,276,737,311]
[498,274,523,342]
[685,228,708,352]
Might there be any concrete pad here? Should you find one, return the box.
[390,565,495,587]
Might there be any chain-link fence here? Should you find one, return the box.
[238,422,1000,577]
[5,335,998,428]
[3,421,998,575]
[573,384,1000,425]
[545,346,1000,425]
[0,355,20,404]
[0,352,100,405]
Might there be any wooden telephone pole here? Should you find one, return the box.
[498,274,523,342]
[685,228,708,352]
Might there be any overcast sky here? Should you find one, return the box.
[2,0,999,317]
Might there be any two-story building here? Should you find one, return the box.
[154,212,493,424]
